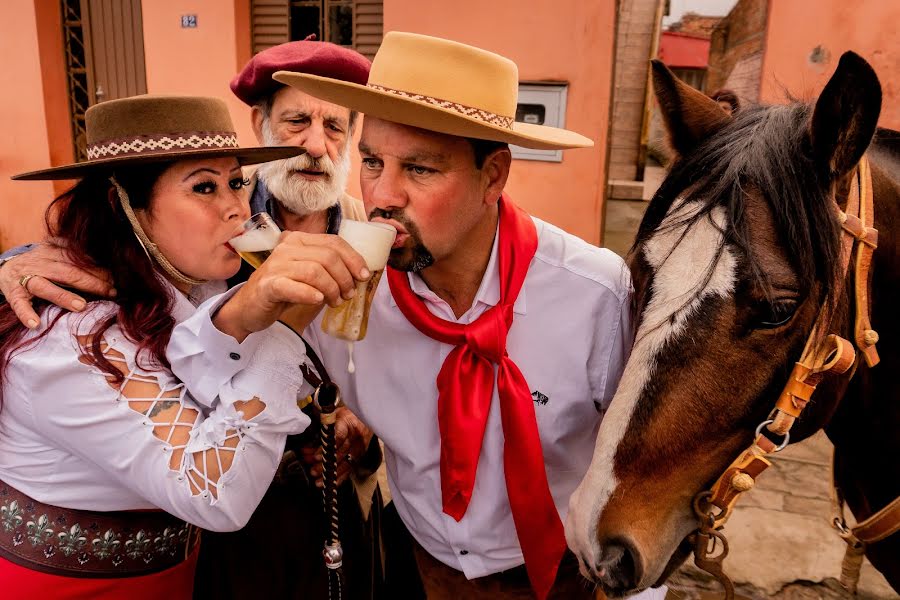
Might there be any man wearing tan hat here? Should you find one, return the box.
[172,32,667,600]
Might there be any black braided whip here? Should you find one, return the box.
[315,381,343,600]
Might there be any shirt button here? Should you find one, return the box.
[229,352,241,360]
[459,549,469,556]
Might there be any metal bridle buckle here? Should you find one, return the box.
[755,419,790,452]
[691,491,735,600]
[833,517,852,537]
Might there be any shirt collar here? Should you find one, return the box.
[167,278,227,323]
[325,199,343,235]
[249,175,271,216]
[389,220,527,316]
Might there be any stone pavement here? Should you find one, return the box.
[664,432,895,599]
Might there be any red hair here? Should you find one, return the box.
[0,164,177,388]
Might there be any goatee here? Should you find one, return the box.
[369,208,435,272]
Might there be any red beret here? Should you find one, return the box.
[231,41,371,106]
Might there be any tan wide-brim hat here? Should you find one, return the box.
[273,32,593,150]
[13,95,303,181]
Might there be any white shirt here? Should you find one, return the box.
[0,282,312,532]
[172,217,665,597]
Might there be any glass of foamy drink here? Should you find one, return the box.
[321,220,396,342]
[228,212,282,269]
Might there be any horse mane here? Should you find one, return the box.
[631,101,844,311]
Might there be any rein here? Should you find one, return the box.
[689,156,899,597]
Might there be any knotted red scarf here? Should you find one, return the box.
[387,195,566,599]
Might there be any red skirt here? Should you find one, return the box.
[0,546,198,600]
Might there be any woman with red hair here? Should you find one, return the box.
[0,95,365,599]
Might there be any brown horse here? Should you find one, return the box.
[565,52,900,598]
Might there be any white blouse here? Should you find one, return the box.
[0,284,312,532]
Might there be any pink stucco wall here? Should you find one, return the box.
[383,0,616,244]
[760,0,900,129]
[140,0,256,145]
[0,1,58,250]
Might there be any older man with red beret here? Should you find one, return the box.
[198,39,391,600]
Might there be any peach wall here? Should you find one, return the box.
[760,0,900,129]
[140,0,256,145]
[35,0,74,198]
[383,0,616,244]
[0,1,57,250]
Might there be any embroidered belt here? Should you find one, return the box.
[0,481,200,578]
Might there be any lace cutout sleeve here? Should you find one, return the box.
[15,312,312,532]
[86,338,267,501]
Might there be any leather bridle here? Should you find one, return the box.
[688,157,900,597]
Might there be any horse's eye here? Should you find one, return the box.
[754,299,798,329]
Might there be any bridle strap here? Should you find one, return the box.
[847,157,880,367]
[831,451,900,593]
[692,157,897,598]
[766,159,877,435]
[702,156,880,519]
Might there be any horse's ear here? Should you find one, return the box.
[809,51,882,177]
[651,59,730,157]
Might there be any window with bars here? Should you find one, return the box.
[62,0,90,162]
[61,0,147,161]
[291,0,353,46]
[251,0,382,59]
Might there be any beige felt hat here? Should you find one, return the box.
[13,95,303,181]
[273,32,593,150]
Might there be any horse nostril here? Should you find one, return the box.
[594,537,642,593]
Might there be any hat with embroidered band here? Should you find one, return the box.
[272,32,593,151]
[12,95,304,181]
[231,38,371,106]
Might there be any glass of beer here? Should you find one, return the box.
[320,220,396,342]
[228,212,282,269]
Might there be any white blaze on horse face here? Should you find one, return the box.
[566,201,736,578]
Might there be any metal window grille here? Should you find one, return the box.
[61,0,91,162]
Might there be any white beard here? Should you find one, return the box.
[255,119,351,216]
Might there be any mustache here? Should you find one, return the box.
[274,152,334,177]
[368,208,415,228]
[259,118,337,177]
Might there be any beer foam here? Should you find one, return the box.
[338,221,396,270]
[229,228,280,253]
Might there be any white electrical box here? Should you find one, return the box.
[510,83,569,162]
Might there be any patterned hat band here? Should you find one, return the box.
[366,84,515,130]
[86,131,239,161]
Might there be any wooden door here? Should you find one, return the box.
[81,0,147,104]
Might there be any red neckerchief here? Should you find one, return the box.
[387,194,566,599]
